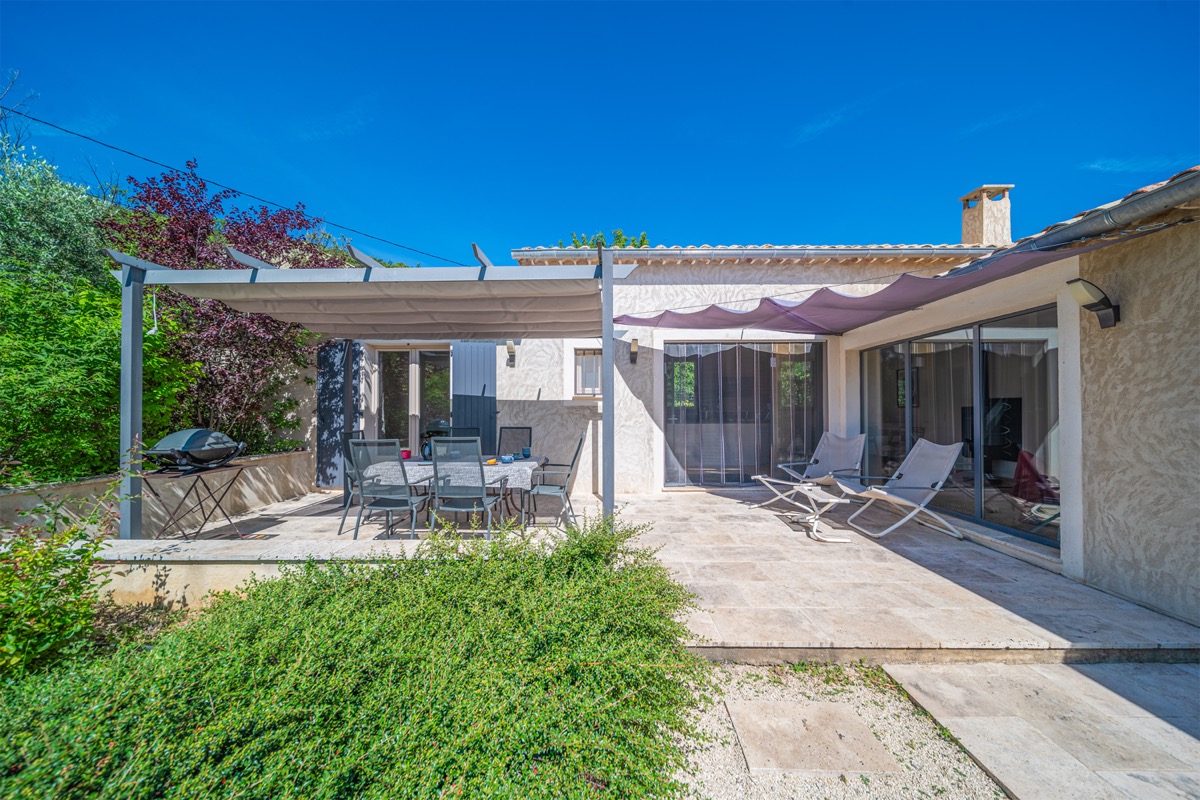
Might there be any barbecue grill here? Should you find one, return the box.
[145,429,246,475]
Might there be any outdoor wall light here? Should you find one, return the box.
[630,338,639,364]
[1066,278,1121,329]
[506,340,516,367]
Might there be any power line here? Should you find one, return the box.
[0,105,470,266]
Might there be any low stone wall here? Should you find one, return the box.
[0,450,315,537]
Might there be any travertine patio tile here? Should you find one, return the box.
[801,607,934,648]
[686,581,751,608]
[940,716,1127,800]
[1113,716,1200,770]
[1098,770,1200,800]
[689,561,774,582]
[995,608,1164,648]
[682,610,721,643]
[708,608,824,646]
[725,700,900,773]
[656,560,692,580]
[894,607,1052,648]
[653,543,719,562]
[884,665,1016,719]
[1031,664,1200,720]
[736,580,838,609]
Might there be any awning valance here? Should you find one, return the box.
[614,230,1158,335]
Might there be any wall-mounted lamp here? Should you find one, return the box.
[1066,278,1121,329]
[630,338,639,364]
[506,340,516,367]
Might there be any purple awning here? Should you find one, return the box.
[614,233,1149,335]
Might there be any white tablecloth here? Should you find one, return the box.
[365,456,548,492]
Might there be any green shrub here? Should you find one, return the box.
[0,489,113,673]
[0,517,711,798]
[0,271,199,484]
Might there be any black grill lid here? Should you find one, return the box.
[146,429,245,471]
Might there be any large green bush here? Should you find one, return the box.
[0,271,198,483]
[0,518,711,798]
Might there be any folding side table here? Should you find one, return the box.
[142,463,247,540]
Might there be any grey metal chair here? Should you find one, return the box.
[496,426,532,458]
[347,439,429,539]
[430,436,505,538]
[336,429,364,536]
[525,433,585,527]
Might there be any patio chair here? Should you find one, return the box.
[496,426,532,458]
[751,432,866,543]
[430,436,505,538]
[336,429,364,536]
[346,439,429,539]
[832,438,966,540]
[525,433,585,527]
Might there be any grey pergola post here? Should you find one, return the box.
[600,248,615,516]
[118,264,145,539]
[342,338,355,507]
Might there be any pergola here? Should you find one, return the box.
[108,245,635,539]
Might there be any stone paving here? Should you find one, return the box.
[886,663,1200,800]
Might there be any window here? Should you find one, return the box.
[574,349,602,397]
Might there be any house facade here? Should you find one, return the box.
[327,171,1198,625]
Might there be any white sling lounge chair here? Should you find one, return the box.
[832,438,965,540]
[753,432,867,543]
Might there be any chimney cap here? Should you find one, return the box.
[960,184,1015,204]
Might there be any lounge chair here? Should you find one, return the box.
[833,438,965,539]
[751,432,866,543]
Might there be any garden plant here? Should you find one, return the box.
[0,516,712,799]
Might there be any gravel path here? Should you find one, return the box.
[681,663,1005,800]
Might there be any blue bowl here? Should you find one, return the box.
[500,455,514,464]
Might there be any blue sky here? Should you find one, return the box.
[1,1,1197,266]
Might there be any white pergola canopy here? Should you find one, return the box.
[109,246,630,538]
[112,249,635,340]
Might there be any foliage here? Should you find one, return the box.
[0,517,712,798]
[560,228,650,249]
[0,271,198,483]
[103,161,346,453]
[0,475,115,673]
[0,137,113,285]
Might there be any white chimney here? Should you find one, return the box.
[960,185,1014,246]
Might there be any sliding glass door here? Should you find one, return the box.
[664,342,824,486]
[860,307,1061,545]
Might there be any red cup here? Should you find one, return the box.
[401,449,412,460]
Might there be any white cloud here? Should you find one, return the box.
[1081,156,1196,174]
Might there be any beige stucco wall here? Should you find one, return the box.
[0,450,315,538]
[496,258,954,495]
[1077,220,1200,625]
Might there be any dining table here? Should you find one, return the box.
[364,455,549,518]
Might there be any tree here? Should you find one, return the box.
[103,161,348,453]
[559,228,650,248]
[0,138,113,285]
